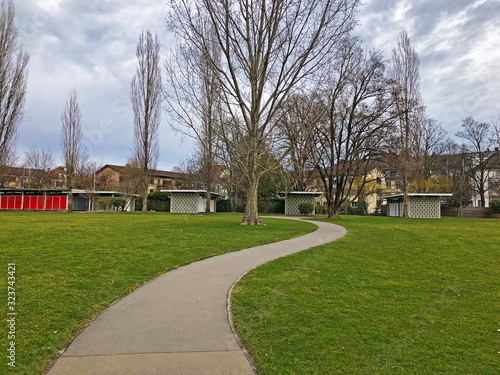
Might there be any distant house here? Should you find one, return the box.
[96,164,193,193]
[473,151,500,207]
[308,165,391,214]
[0,166,56,189]
[381,193,453,218]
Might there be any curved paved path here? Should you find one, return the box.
[48,217,347,375]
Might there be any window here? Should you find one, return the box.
[386,181,391,188]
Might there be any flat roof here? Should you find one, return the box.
[278,191,324,196]
[71,189,139,197]
[161,190,224,197]
[0,188,139,197]
[381,193,453,199]
[0,188,70,193]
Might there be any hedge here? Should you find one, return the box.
[490,200,500,214]
[216,199,232,212]
[234,198,285,214]
[298,202,314,215]
[136,191,171,212]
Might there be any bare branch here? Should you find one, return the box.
[60,89,83,212]
[167,0,360,224]
[131,30,162,211]
[0,0,29,166]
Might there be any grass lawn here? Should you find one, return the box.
[232,216,500,374]
[0,211,316,375]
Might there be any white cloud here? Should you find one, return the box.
[11,0,500,169]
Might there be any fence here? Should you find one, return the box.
[441,207,499,218]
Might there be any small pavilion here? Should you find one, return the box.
[380,193,453,218]
[279,191,324,216]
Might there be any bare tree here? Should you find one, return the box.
[23,146,55,188]
[165,24,223,213]
[131,30,162,212]
[0,0,29,167]
[75,159,102,211]
[117,158,144,196]
[73,156,97,190]
[61,89,83,212]
[412,117,448,181]
[441,141,472,217]
[491,116,500,150]
[277,94,317,191]
[310,37,394,218]
[388,29,424,217]
[456,116,492,207]
[167,0,359,225]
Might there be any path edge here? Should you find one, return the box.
[226,217,348,374]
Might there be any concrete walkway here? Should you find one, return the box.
[47,217,347,375]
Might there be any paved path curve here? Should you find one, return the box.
[47,217,347,375]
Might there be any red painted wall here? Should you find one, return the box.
[0,195,67,210]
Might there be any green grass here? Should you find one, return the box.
[0,211,316,375]
[232,216,500,374]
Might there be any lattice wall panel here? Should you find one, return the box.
[409,197,440,218]
[285,195,315,216]
[171,193,198,213]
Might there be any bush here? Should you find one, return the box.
[316,205,327,215]
[347,202,367,216]
[136,191,171,212]
[267,198,285,214]
[110,197,126,211]
[257,197,285,214]
[97,197,127,211]
[147,199,170,212]
[147,191,170,201]
[97,197,111,211]
[235,202,246,213]
[490,200,500,214]
[217,199,232,212]
[298,202,315,215]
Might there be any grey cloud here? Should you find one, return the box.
[11,0,500,169]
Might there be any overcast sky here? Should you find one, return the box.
[13,0,500,171]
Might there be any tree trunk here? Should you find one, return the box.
[328,205,339,219]
[68,191,73,212]
[403,191,409,218]
[241,176,262,225]
[206,192,211,213]
[142,187,148,212]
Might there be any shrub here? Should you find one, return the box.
[217,199,232,212]
[257,197,285,214]
[298,202,314,215]
[347,202,367,215]
[96,197,126,211]
[147,199,170,212]
[268,198,285,214]
[235,202,246,213]
[135,198,143,211]
[96,197,111,211]
[147,191,170,201]
[110,197,126,211]
[258,199,268,213]
[316,205,327,215]
[136,191,171,212]
[490,200,500,214]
